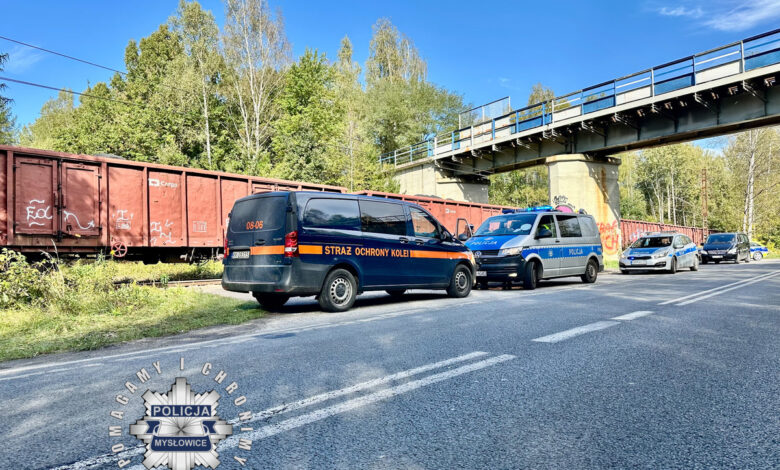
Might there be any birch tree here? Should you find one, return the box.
[222,0,290,173]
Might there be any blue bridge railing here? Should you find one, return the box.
[379,28,780,166]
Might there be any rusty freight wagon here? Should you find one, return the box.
[354,190,507,236]
[0,146,344,262]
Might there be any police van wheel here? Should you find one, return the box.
[690,256,699,271]
[581,259,598,283]
[447,265,472,298]
[253,293,290,310]
[669,257,677,273]
[386,289,406,297]
[523,261,538,290]
[319,269,357,312]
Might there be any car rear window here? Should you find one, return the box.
[359,200,407,236]
[229,196,286,233]
[303,198,360,231]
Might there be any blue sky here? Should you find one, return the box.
[2,0,780,145]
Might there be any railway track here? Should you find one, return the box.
[113,278,222,288]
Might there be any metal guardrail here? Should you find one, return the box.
[379,28,780,166]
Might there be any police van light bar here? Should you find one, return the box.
[523,205,554,212]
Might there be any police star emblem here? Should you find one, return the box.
[130,377,233,470]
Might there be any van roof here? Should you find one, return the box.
[234,190,427,209]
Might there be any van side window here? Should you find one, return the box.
[359,201,407,236]
[580,217,598,237]
[303,198,360,231]
[411,208,439,238]
[556,215,582,237]
[536,215,557,238]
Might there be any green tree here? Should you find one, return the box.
[271,49,343,184]
[0,52,17,144]
[170,0,222,168]
[20,90,75,149]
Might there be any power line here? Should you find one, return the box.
[0,34,193,96]
[0,75,195,117]
[0,35,126,76]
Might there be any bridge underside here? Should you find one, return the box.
[397,65,780,180]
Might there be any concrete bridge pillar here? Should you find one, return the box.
[394,161,489,203]
[546,154,622,259]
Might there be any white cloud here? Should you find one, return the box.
[4,46,44,73]
[655,0,780,32]
[702,0,780,31]
[658,6,703,18]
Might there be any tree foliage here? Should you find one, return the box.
[0,52,17,144]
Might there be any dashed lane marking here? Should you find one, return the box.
[611,310,654,321]
[532,321,620,343]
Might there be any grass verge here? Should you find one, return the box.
[0,250,259,362]
[0,289,259,362]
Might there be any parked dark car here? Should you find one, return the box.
[700,233,751,264]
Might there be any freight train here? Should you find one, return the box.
[0,145,713,261]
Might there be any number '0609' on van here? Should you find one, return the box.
[222,191,476,312]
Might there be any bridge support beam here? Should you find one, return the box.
[546,154,622,259]
[394,161,489,203]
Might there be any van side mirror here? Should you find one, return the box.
[439,230,452,241]
[458,233,469,242]
[536,228,552,239]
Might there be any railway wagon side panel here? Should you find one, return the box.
[148,170,185,247]
[0,152,6,246]
[61,162,101,238]
[221,178,250,230]
[108,166,146,248]
[14,156,58,236]
[186,174,220,247]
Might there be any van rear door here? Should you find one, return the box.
[225,194,290,283]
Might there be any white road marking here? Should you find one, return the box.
[532,321,620,343]
[611,310,654,321]
[54,352,509,470]
[240,351,489,423]
[659,270,778,305]
[676,270,780,306]
[219,354,516,448]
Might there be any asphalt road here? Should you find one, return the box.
[1,260,779,469]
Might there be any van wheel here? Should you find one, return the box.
[253,293,290,310]
[386,289,406,297]
[447,265,472,298]
[523,261,538,290]
[690,256,699,271]
[669,257,677,273]
[581,259,598,283]
[620,269,629,274]
[319,269,357,312]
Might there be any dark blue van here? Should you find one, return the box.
[222,191,475,311]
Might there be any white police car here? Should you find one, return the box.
[620,232,699,274]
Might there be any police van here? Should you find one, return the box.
[463,207,604,289]
[222,191,475,312]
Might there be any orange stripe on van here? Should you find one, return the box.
[249,245,284,255]
[410,250,470,260]
[299,245,323,255]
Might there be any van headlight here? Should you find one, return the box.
[727,247,736,254]
[700,249,708,254]
[499,246,524,257]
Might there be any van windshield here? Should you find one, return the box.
[706,234,735,243]
[631,237,672,248]
[229,196,286,233]
[473,214,537,237]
